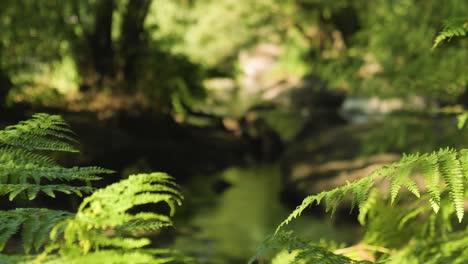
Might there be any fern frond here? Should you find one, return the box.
[0,138,111,200]
[47,173,183,255]
[77,172,183,227]
[0,184,95,200]
[0,159,110,201]
[457,112,468,129]
[0,254,35,264]
[0,208,73,253]
[0,148,57,167]
[433,18,468,48]
[38,249,193,264]
[0,254,16,264]
[293,247,372,264]
[0,113,115,257]
[437,149,465,221]
[362,197,435,248]
[420,153,442,213]
[387,154,421,203]
[0,113,78,152]
[390,229,468,264]
[276,173,378,233]
[277,148,468,233]
[118,219,173,234]
[88,236,152,250]
[250,231,371,264]
[0,164,110,183]
[357,189,378,225]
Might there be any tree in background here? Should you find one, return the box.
[0,0,204,114]
[0,0,466,113]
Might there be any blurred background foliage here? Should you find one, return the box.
[0,0,466,113]
[0,0,467,263]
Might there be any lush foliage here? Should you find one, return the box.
[1,0,468,263]
[0,113,110,199]
[252,149,468,262]
[0,114,186,263]
[279,147,468,225]
[38,173,186,263]
[2,0,466,114]
[251,21,468,263]
[0,0,204,113]
[148,0,468,100]
[250,231,372,264]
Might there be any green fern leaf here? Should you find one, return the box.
[0,114,111,202]
[0,148,57,167]
[38,249,192,264]
[47,173,183,256]
[0,113,78,152]
[391,229,468,263]
[250,231,371,264]
[387,154,421,204]
[0,253,36,264]
[0,184,95,201]
[458,149,468,180]
[433,18,468,48]
[0,209,73,253]
[438,149,465,222]
[277,148,468,232]
[276,172,379,233]
[457,112,468,129]
[275,195,324,234]
[420,153,442,213]
[293,247,372,264]
[0,163,111,182]
[358,189,378,225]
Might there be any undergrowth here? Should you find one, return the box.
[250,19,468,264]
[0,114,188,263]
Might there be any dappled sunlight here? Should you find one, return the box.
[66,91,150,120]
[0,0,467,263]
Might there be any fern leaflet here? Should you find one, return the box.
[38,249,193,264]
[250,231,372,264]
[433,18,468,48]
[0,113,78,152]
[0,208,73,253]
[45,173,183,258]
[277,147,468,234]
[0,114,112,201]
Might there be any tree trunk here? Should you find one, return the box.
[0,69,12,107]
[0,44,12,107]
[120,0,152,87]
[89,0,115,85]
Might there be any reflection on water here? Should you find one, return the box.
[174,165,360,263]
